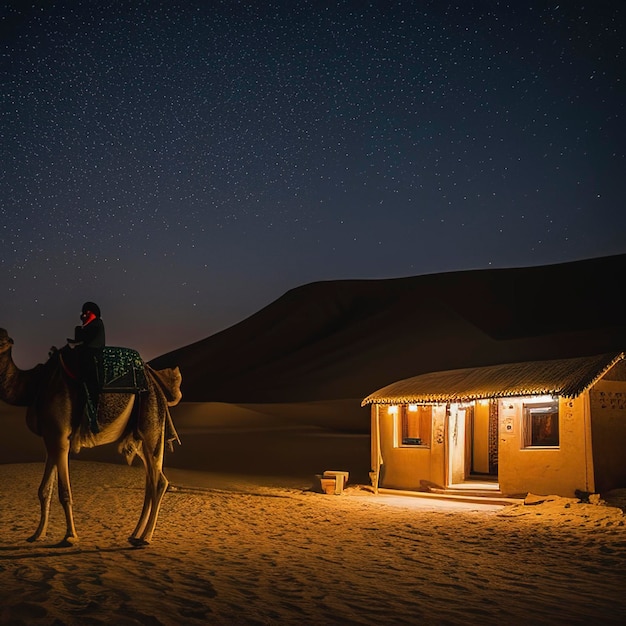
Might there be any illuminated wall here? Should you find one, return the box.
[370,363,626,497]
[497,394,592,497]
[590,378,626,492]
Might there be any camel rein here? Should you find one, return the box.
[58,352,78,380]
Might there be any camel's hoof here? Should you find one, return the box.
[26,534,42,543]
[128,536,149,547]
[58,535,79,547]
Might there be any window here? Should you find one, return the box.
[398,404,432,447]
[523,398,559,447]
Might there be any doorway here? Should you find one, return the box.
[447,401,498,488]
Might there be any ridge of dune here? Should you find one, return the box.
[149,254,626,404]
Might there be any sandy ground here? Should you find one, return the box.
[2,402,626,625]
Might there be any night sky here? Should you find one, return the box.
[2,1,625,368]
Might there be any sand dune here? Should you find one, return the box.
[0,400,373,484]
[150,254,626,410]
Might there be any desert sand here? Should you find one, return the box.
[2,401,626,625]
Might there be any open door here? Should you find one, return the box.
[447,402,498,487]
[447,405,467,486]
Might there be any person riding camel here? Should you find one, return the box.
[67,302,105,432]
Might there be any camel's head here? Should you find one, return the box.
[0,329,14,354]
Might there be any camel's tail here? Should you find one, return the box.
[164,406,181,451]
[145,365,182,451]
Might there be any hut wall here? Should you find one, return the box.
[374,404,446,490]
[590,378,626,493]
[370,406,381,487]
[498,395,592,497]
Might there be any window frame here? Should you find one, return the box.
[394,403,432,448]
[522,397,560,449]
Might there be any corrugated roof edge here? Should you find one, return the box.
[361,352,625,406]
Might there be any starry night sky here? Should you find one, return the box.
[2,1,625,368]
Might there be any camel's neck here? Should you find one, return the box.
[0,348,42,406]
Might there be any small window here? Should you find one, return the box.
[398,404,432,447]
[523,399,559,448]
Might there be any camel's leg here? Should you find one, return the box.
[128,453,152,544]
[140,460,168,545]
[128,443,168,546]
[56,445,79,545]
[27,457,57,542]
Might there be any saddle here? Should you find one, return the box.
[101,347,148,393]
[59,346,148,433]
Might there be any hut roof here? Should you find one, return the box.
[362,352,625,406]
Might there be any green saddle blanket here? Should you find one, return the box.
[101,347,148,392]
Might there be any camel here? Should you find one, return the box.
[0,328,182,546]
